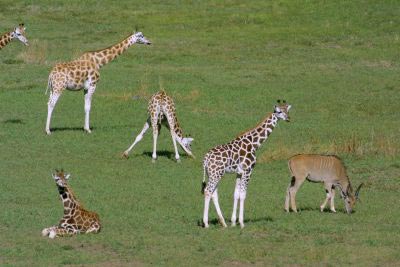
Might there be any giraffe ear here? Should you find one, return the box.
[287,105,291,111]
[65,174,71,180]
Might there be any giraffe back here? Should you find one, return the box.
[148,91,182,134]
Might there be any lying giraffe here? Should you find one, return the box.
[202,100,291,228]
[42,170,101,238]
[45,31,151,135]
[0,23,28,49]
[123,90,194,162]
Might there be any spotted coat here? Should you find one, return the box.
[45,32,151,135]
[202,102,291,228]
[42,170,101,238]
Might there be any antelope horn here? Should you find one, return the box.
[355,183,364,199]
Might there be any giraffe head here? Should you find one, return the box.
[131,32,151,45]
[274,100,291,122]
[177,136,195,158]
[12,23,28,46]
[52,170,71,188]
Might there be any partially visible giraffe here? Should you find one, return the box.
[123,90,194,162]
[0,23,28,49]
[42,170,101,238]
[202,100,291,228]
[45,31,151,135]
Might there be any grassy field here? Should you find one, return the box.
[1,0,399,266]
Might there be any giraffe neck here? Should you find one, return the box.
[173,120,184,139]
[57,186,81,215]
[0,32,12,49]
[244,112,279,150]
[78,34,135,69]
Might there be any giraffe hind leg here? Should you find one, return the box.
[45,89,63,135]
[86,222,101,234]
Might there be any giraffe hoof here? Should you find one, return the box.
[41,228,49,236]
[231,222,236,227]
[122,152,129,159]
[240,224,245,229]
[45,130,51,135]
[176,158,181,163]
[152,158,156,163]
[331,209,337,213]
[49,231,56,239]
[84,128,92,134]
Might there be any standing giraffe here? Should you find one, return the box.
[45,31,151,135]
[202,100,291,228]
[42,170,101,238]
[123,90,194,162]
[0,23,28,49]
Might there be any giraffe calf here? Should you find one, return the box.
[42,170,101,238]
[123,90,194,162]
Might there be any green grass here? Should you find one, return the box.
[1,0,399,266]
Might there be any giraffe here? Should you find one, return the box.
[0,23,28,49]
[42,169,101,238]
[202,100,291,228]
[123,90,194,162]
[45,31,151,135]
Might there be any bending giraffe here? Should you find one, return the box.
[202,100,291,228]
[123,90,194,162]
[45,31,151,135]
[0,23,28,49]
[42,170,101,238]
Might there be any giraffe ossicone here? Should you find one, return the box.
[0,23,28,49]
[123,90,195,162]
[42,170,101,238]
[202,101,291,228]
[45,31,151,135]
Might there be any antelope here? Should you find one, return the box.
[285,154,363,214]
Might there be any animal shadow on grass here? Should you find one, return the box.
[142,150,191,160]
[50,126,93,132]
[3,119,24,124]
[290,207,350,213]
[196,216,274,228]
[52,124,133,132]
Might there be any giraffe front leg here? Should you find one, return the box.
[45,91,61,135]
[238,174,250,228]
[42,226,57,237]
[44,226,73,239]
[84,85,96,134]
[231,178,240,226]
[123,120,150,158]
[170,131,181,163]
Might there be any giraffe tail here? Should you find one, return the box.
[201,159,207,194]
[45,74,52,95]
